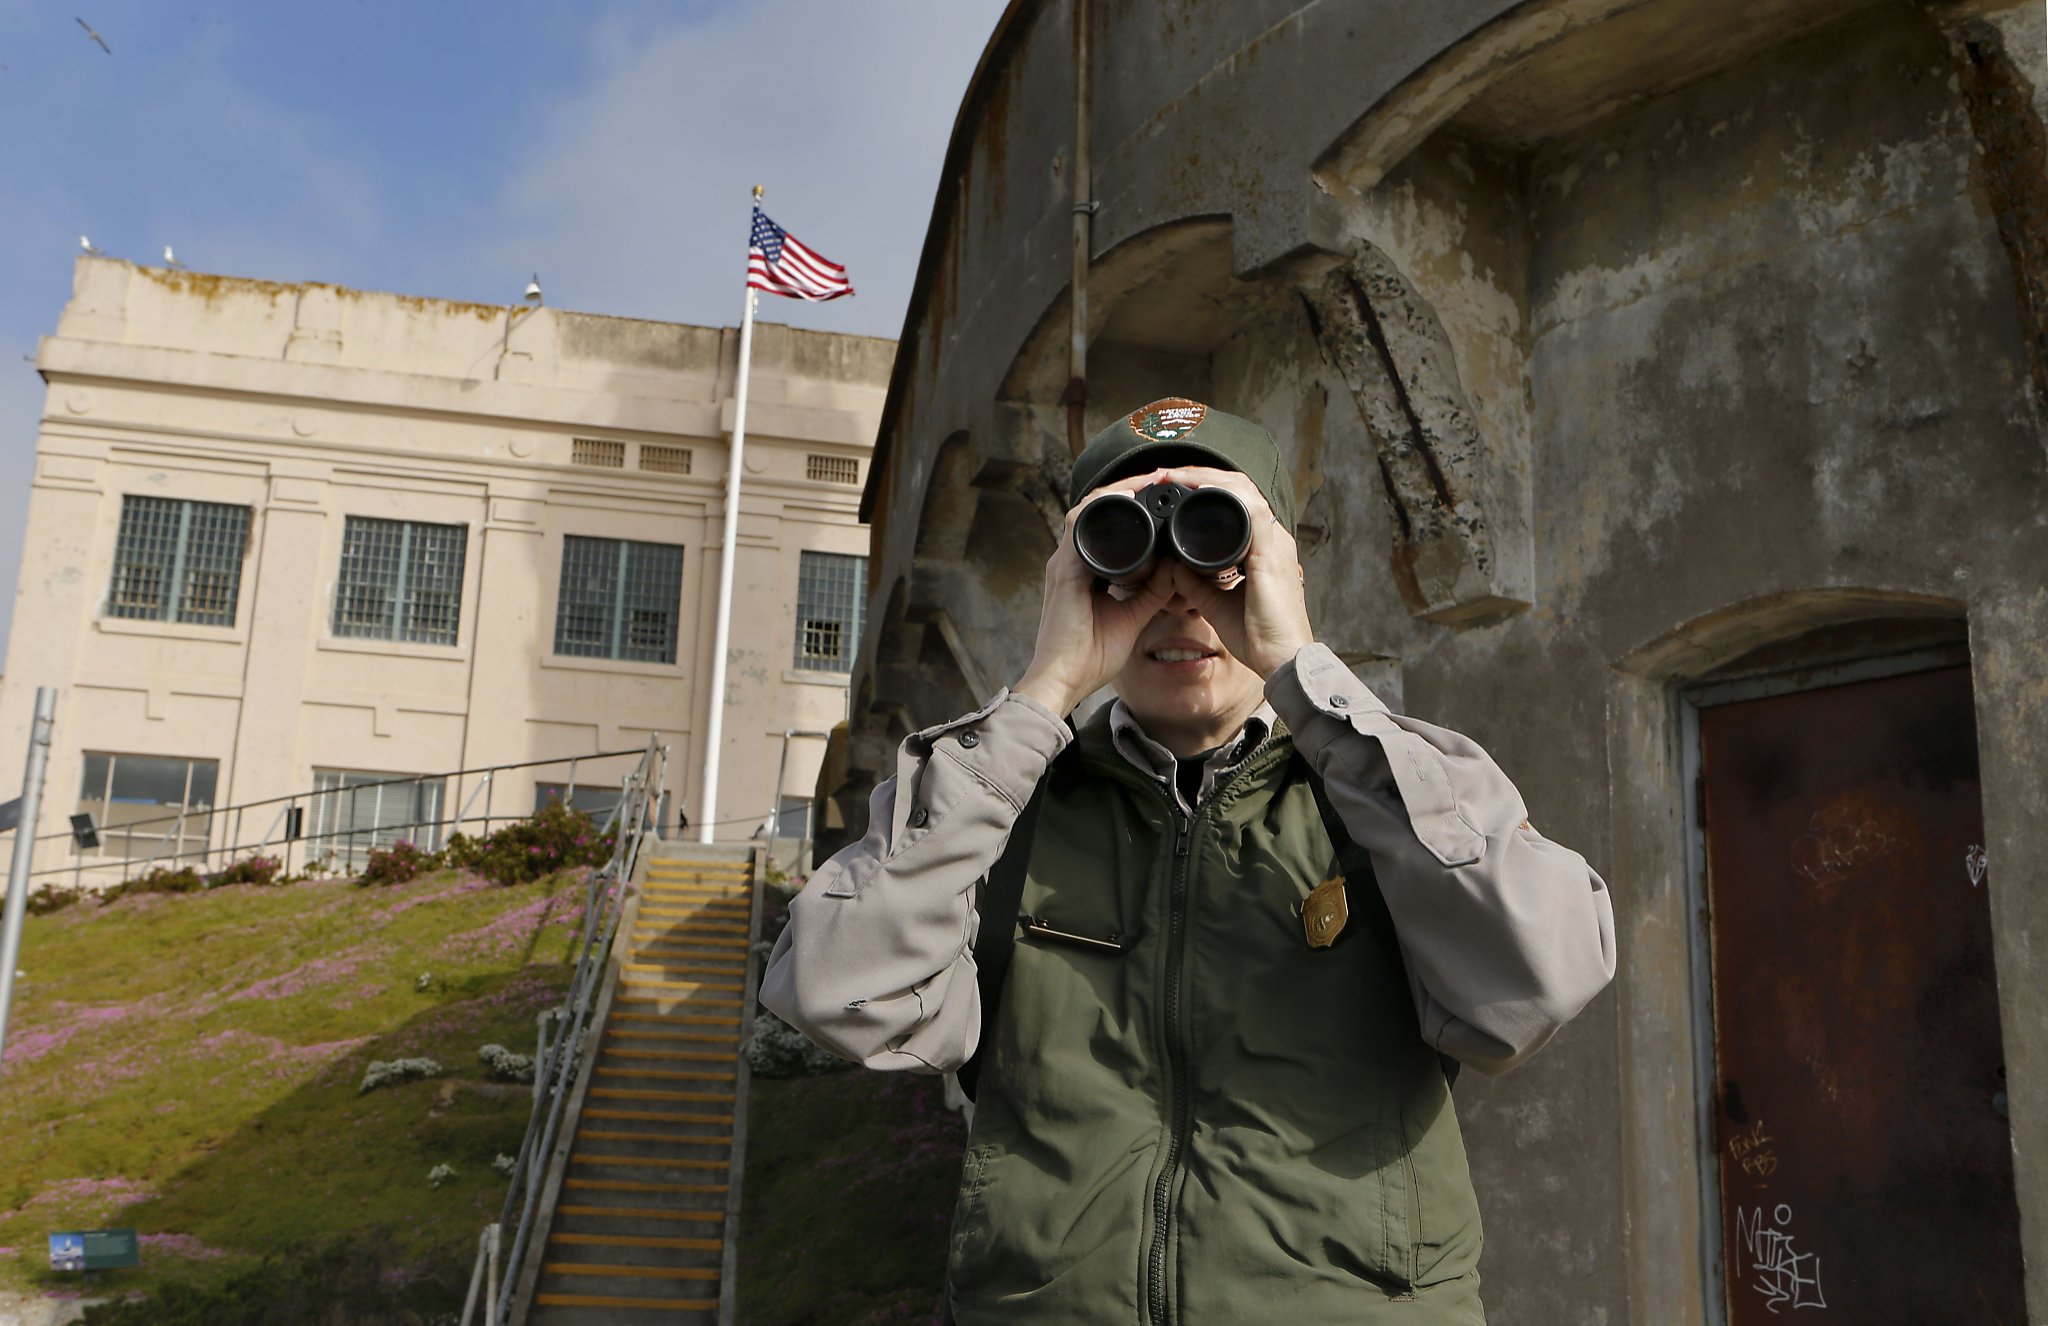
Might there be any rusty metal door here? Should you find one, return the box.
[1698,663,2022,1323]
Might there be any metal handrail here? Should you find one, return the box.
[459,736,668,1326]
[11,747,659,884]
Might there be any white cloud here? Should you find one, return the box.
[470,0,1005,338]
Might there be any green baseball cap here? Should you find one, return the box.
[1069,397,1297,534]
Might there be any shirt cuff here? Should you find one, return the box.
[915,688,1074,810]
[1266,642,1389,760]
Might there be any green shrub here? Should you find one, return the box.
[103,864,205,903]
[26,883,88,915]
[357,840,440,888]
[443,801,613,888]
[208,855,285,889]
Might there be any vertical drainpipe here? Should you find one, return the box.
[1064,0,1095,457]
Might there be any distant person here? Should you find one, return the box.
[763,399,1617,1322]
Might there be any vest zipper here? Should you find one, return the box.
[1145,805,1194,1326]
[1111,734,1277,1326]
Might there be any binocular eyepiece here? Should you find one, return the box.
[1073,482,1252,585]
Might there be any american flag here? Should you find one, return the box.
[748,207,854,302]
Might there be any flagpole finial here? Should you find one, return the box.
[752,184,764,201]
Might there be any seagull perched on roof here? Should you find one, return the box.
[163,245,185,269]
[80,236,102,256]
[75,17,111,54]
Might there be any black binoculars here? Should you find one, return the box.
[1073,482,1251,585]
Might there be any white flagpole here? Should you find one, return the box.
[699,186,763,844]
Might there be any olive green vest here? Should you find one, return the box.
[948,714,1485,1325]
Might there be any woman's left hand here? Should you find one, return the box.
[1149,465,1314,678]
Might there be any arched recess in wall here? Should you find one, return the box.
[1299,0,1915,628]
[998,216,1263,439]
[1315,0,1889,198]
[1603,586,1971,1324]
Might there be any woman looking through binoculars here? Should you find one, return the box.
[763,397,1617,1325]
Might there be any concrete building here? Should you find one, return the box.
[1,256,890,879]
[845,1,2048,1321]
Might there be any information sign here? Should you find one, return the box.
[48,1229,140,1271]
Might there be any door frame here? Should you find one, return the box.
[1676,642,1971,1323]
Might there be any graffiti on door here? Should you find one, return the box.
[1735,1203,1827,1313]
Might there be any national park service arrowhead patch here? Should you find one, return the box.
[1302,875,1350,949]
[1128,397,1208,441]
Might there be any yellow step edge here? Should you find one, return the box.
[536,1292,717,1311]
[545,1262,720,1281]
[597,1066,737,1083]
[611,998,744,1012]
[590,1087,736,1104]
[551,1232,723,1251]
[558,1204,724,1223]
[608,1012,742,1027]
[620,981,745,995]
[575,1154,728,1171]
[565,1177,728,1194]
[607,1033,741,1046]
[622,962,747,976]
[604,1048,735,1063]
[630,922,753,934]
[583,1109,735,1125]
[579,1129,734,1146]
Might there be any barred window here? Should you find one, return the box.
[572,438,626,468]
[639,444,693,475]
[553,535,684,663]
[806,453,860,485]
[332,517,469,646]
[793,550,866,672]
[107,496,250,627]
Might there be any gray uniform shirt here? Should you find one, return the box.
[760,642,1617,1076]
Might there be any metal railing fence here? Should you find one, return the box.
[457,737,668,1326]
[8,748,662,888]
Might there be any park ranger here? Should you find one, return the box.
[762,399,1617,1323]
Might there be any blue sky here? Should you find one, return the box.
[0,0,1006,659]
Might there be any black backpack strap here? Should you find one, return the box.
[1305,772,1461,1092]
[955,765,1052,1103]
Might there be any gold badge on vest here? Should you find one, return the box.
[1302,875,1350,949]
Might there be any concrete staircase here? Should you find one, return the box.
[522,841,761,1324]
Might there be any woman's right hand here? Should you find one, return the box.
[1011,474,1176,715]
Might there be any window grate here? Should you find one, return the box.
[333,517,468,645]
[806,454,860,485]
[572,438,626,469]
[639,444,693,475]
[793,550,866,672]
[107,495,251,626]
[554,535,684,663]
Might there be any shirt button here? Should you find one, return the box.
[1330,695,1350,709]
[958,729,980,748]
[909,807,930,828]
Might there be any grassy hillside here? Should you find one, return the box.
[0,867,593,1317]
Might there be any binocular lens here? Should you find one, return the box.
[1171,488,1251,572]
[1073,495,1156,578]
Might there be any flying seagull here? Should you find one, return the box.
[75,17,111,54]
[80,236,102,256]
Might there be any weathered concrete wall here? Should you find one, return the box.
[851,0,2048,1319]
